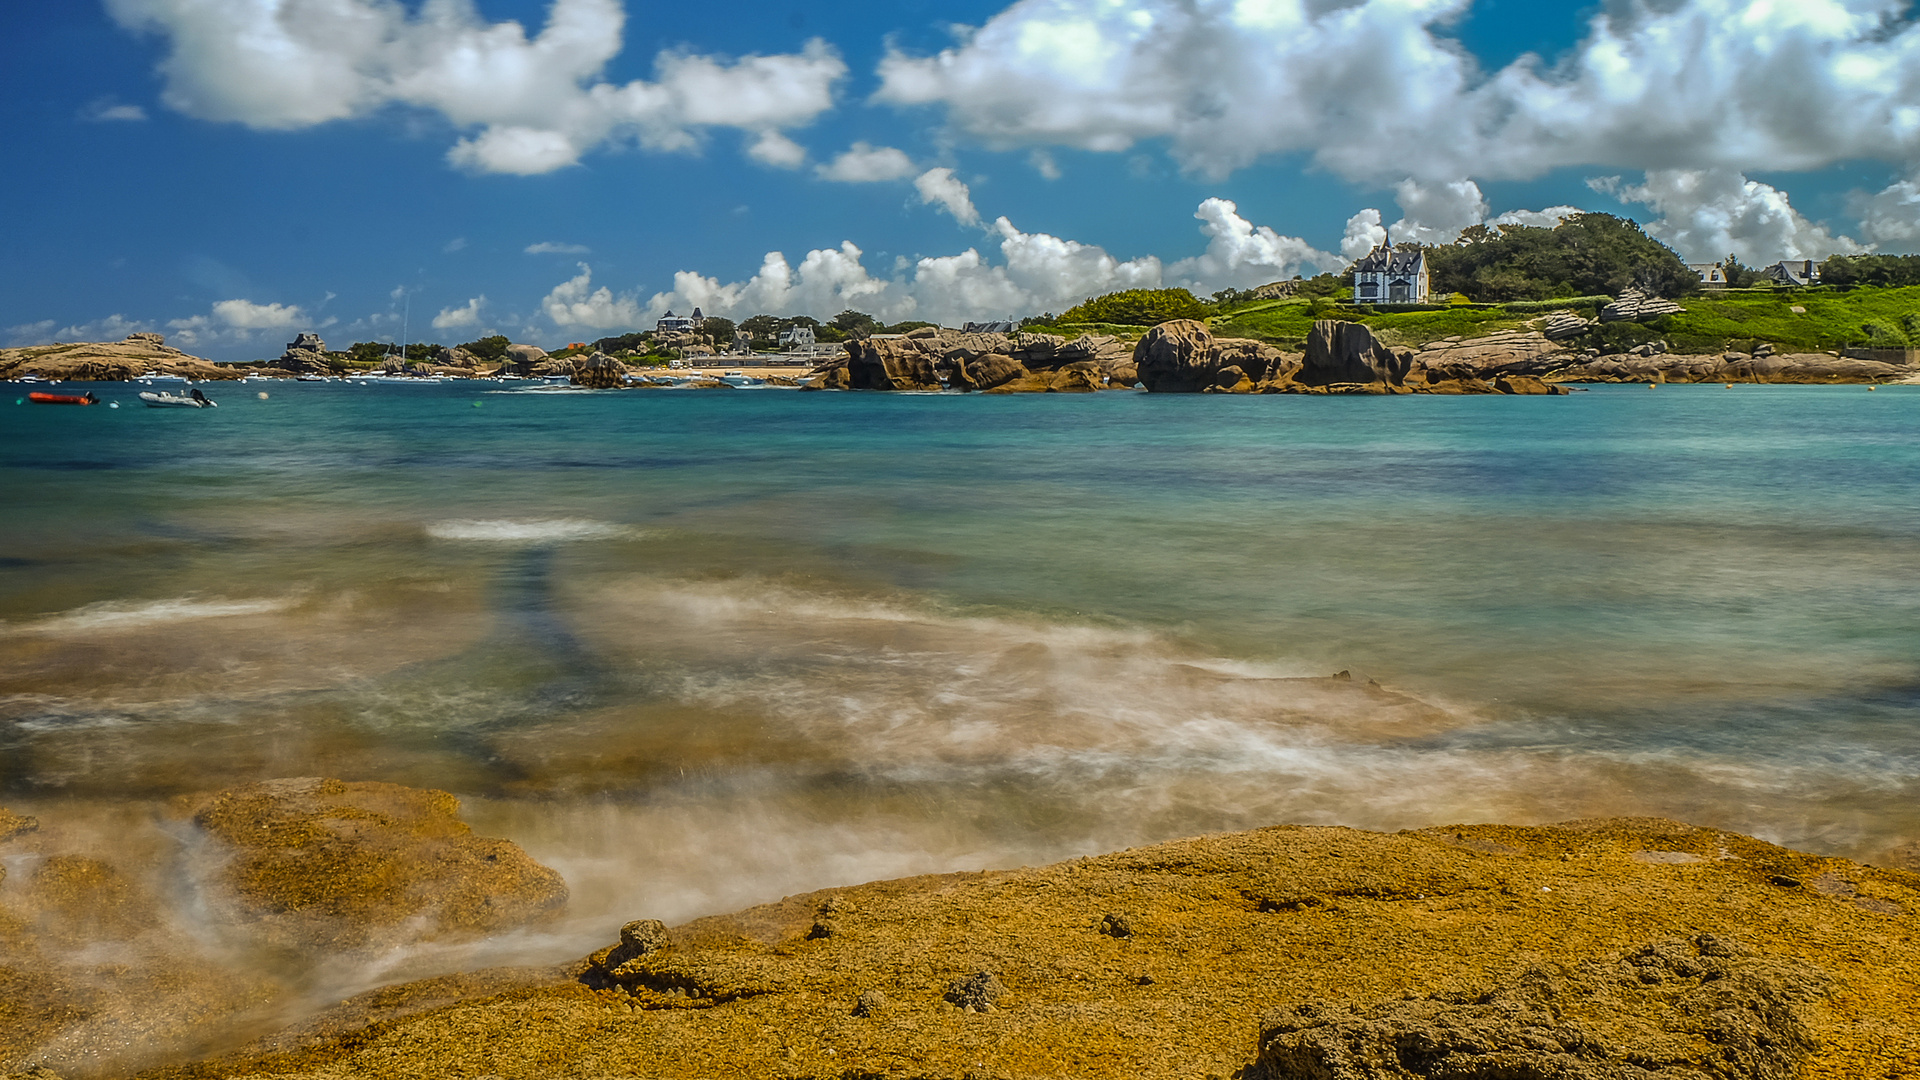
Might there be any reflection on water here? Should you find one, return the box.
[1,382,1918,1065]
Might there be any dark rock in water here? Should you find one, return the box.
[570,351,629,388]
[1300,320,1414,386]
[1257,934,1821,1080]
[944,971,1006,1013]
[182,777,568,951]
[845,338,942,391]
[948,352,1027,391]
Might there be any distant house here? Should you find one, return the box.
[777,324,816,348]
[1763,260,1820,286]
[656,308,701,334]
[1689,263,1729,288]
[1351,242,1429,304]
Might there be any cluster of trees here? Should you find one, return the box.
[1821,254,1920,288]
[1425,213,1699,301]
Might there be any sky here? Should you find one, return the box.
[3,0,1918,360]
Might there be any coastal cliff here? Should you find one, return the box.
[5,789,1911,1080]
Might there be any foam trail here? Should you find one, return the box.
[426,519,636,542]
[5,596,295,636]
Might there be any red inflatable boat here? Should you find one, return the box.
[27,391,98,405]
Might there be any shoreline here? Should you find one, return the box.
[4,789,1910,1080]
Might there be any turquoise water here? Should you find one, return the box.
[3,380,1918,956]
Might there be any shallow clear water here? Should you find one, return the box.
[3,380,1918,979]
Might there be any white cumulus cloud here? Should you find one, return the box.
[1341,209,1388,261]
[526,241,592,255]
[616,198,1328,327]
[540,263,648,330]
[81,98,148,122]
[1166,198,1340,288]
[1854,177,1920,250]
[816,142,918,182]
[432,296,487,331]
[874,0,1920,186]
[746,129,808,168]
[913,167,981,225]
[106,0,845,174]
[1594,169,1868,263]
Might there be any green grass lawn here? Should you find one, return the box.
[1139,286,1920,353]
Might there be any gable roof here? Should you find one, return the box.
[1353,245,1425,276]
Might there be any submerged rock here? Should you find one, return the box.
[181,777,567,951]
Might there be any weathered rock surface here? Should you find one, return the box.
[433,345,479,369]
[1555,351,1913,384]
[844,338,943,391]
[569,351,630,389]
[1134,320,1283,392]
[1300,319,1416,386]
[501,343,549,376]
[1258,934,1820,1079]
[1600,287,1686,322]
[139,817,1920,1080]
[0,334,237,382]
[180,777,568,951]
[947,352,1027,392]
[0,807,36,843]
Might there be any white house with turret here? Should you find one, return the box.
[1351,240,1429,304]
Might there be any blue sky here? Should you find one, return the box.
[3,0,1916,359]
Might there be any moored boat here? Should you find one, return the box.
[139,388,216,408]
[28,390,98,405]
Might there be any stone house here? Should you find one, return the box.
[1763,260,1820,286]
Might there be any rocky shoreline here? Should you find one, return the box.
[8,322,1914,392]
[2,775,1917,1080]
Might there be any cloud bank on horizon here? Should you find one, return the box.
[40,0,1920,346]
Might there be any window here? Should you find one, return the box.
[1358,281,1379,298]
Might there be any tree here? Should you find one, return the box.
[1423,213,1698,301]
[700,316,737,347]
[460,335,511,363]
[346,341,392,364]
[591,331,651,354]
[1821,254,1920,287]
[1722,255,1765,288]
[832,310,880,338]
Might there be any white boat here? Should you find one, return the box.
[136,371,190,384]
[140,388,216,408]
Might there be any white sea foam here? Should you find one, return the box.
[425,518,636,543]
[6,596,295,636]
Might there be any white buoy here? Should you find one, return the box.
[257,391,270,400]
[109,402,120,409]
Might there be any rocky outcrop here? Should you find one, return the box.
[0,334,237,382]
[1258,934,1820,1080]
[1416,329,1576,380]
[146,816,1920,1080]
[433,345,480,369]
[843,338,943,391]
[1133,320,1283,392]
[947,353,1027,392]
[1553,351,1913,384]
[1299,319,1415,386]
[1600,287,1686,322]
[275,332,329,374]
[569,352,630,389]
[182,777,568,951]
[1541,310,1593,340]
[501,343,550,376]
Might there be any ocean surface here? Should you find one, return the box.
[4,379,1919,988]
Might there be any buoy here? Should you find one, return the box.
[472,401,483,408]
[109,402,120,409]
[1868,385,1876,391]
[1724,383,1733,389]
[257,391,270,400]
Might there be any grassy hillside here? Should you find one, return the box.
[1041,286,1920,354]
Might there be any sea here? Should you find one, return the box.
[4,379,1918,990]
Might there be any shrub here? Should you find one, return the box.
[1056,288,1211,326]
